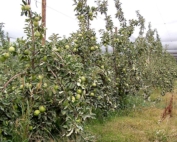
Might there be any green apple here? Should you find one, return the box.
[125,83,129,87]
[33,21,39,27]
[73,48,77,52]
[39,106,46,113]
[67,54,72,58]
[90,46,95,51]
[25,64,30,68]
[76,119,81,123]
[78,15,84,19]
[90,17,93,20]
[78,34,82,37]
[34,16,40,21]
[24,5,31,11]
[98,95,101,100]
[25,83,32,88]
[43,83,48,88]
[92,82,97,87]
[34,31,41,37]
[74,39,77,43]
[77,15,81,19]
[34,110,40,116]
[91,36,95,40]
[8,46,15,52]
[81,76,86,82]
[74,44,78,48]
[75,94,81,100]
[20,84,24,89]
[65,45,69,49]
[0,56,6,62]
[54,85,59,90]
[95,46,98,49]
[38,75,43,80]
[89,12,93,16]
[101,65,104,69]
[21,5,25,10]
[71,96,75,103]
[80,15,84,18]
[29,126,33,131]
[12,86,16,90]
[3,53,10,59]
[77,89,82,94]
[90,92,95,96]
[43,56,47,61]
[24,49,30,55]
[52,47,58,52]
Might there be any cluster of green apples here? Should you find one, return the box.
[33,106,46,116]
[0,46,15,62]
[21,4,31,11]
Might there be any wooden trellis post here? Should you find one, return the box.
[42,0,46,45]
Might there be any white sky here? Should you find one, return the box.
[0,0,177,52]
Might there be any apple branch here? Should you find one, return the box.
[1,72,25,92]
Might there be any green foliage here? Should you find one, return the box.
[0,0,177,141]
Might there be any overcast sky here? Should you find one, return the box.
[0,0,177,51]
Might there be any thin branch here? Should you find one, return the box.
[50,69,57,78]
[49,67,65,90]
[2,72,25,92]
[54,51,64,62]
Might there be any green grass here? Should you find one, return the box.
[85,87,177,142]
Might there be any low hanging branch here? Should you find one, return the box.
[54,51,64,62]
[50,69,57,78]
[1,72,25,92]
